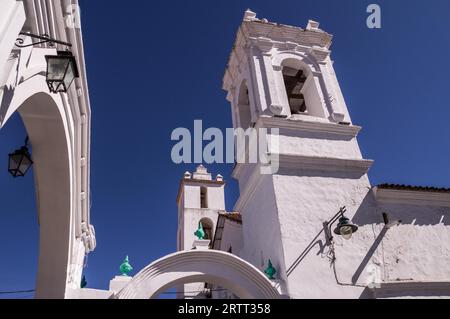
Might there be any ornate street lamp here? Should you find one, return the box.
[8,136,33,178]
[324,206,359,243]
[15,32,79,93]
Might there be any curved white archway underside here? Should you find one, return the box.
[115,250,281,299]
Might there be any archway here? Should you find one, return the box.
[1,74,84,298]
[114,250,281,299]
[0,0,94,299]
[1,48,94,300]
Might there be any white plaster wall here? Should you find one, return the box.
[239,174,287,287]
[272,169,372,298]
[375,203,450,283]
[184,185,201,208]
[234,163,258,194]
[207,185,225,210]
[270,172,450,298]
[183,184,225,210]
[275,129,363,160]
[66,288,113,299]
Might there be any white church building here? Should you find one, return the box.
[1,2,449,299]
[170,9,450,299]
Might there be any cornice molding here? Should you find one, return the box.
[244,20,332,49]
[232,154,373,211]
[256,116,362,137]
[276,153,373,173]
[371,281,450,298]
[374,187,450,207]
[232,152,372,182]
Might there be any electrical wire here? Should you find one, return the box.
[159,288,228,295]
[0,289,35,295]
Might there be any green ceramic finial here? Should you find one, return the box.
[80,275,87,288]
[264,259,277,280]
[119,255,133,276]
[194,222,205,240]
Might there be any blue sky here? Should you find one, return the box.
[1,0,449,297]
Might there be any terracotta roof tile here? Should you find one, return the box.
[219,212,242,224]
[378,184,450,193]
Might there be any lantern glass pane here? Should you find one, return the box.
[9,153,22,171]
[19,155,32,175]
[63,61,76,91]
[47,57,69,81]
[340,226,353,240]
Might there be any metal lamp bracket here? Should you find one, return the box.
[15,32,72,48]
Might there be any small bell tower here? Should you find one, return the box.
[176,165,225,298]
[176,165,225,251]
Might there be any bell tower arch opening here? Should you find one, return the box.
[199,217,214,241]
[237,80,253,129]
[282,65,307,115]
[279,57,327,119]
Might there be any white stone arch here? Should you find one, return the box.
[0,0,94,298]
[272,51,320,74]
[114,250,281,299]
[0,67,91,299]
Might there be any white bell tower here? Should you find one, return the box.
[176,165,225,251]
[222,10,374,298]
[176,165,225,298]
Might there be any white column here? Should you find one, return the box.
[247,47,266,117]
[301,73,328,118]
[272,64,291,116]
[318,59,349,123]
[260,52,289,116]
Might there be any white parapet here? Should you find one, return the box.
[193,239,211,250]
[109,275,133,293]
[66,288,113,299]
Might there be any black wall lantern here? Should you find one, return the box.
[333,215,358,240]
[8,137,33,178]
[15,32,79,93]
[45,51,79,93]
[324,207,359,243]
